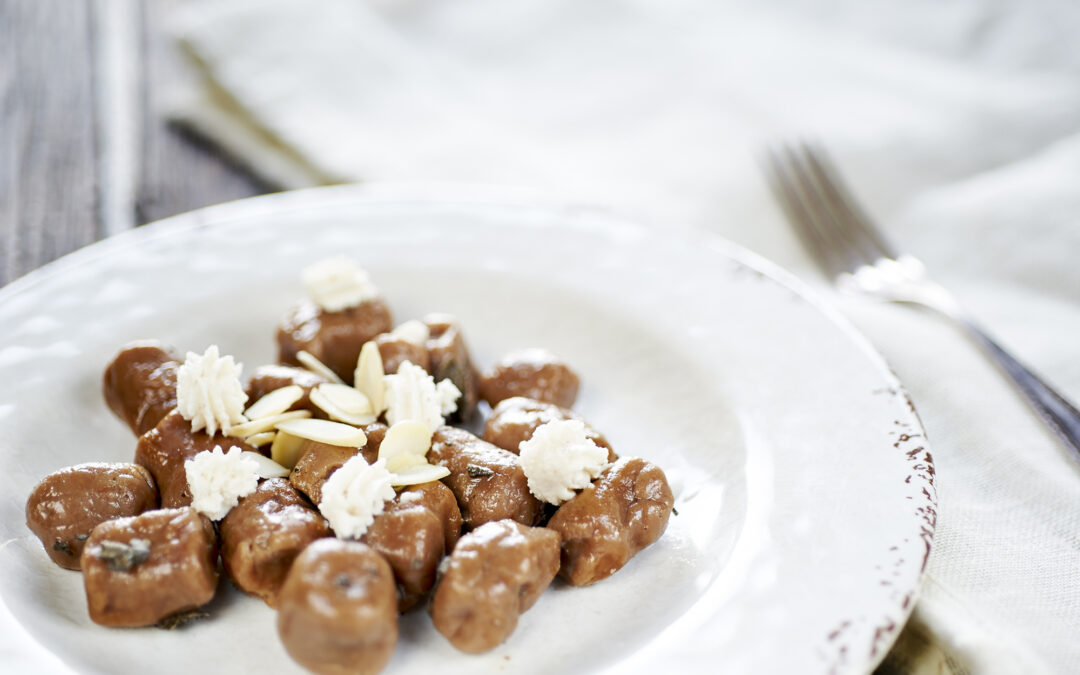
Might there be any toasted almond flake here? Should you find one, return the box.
[315,383,372,414]
[310,391,378,426]
[245,452,291,479]
[354,341,386,415]
[275,418,367,448]
[244,431,277,448]
[341,412,378,426]
[378,421,433,473]
[311,385,376,426]
[244,385,304,420]
[389,463,450,487]
[270,431,307,469]
[296,350,345,385]
[227,410,311,438]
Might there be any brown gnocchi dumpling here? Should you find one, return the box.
[429,520,560,653]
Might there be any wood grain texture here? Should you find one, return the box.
[135,0,270,226]
[0,1,270,288]
[0,0,100,286]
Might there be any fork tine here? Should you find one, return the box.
[797,143,900,262]
[763,148,839,277]
[764,145,859,279]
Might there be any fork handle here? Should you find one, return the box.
[961,320,1080,458]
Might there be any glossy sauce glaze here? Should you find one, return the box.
[220,478,331,608]
[245,364,329,414]
[424,314,480,423]
[134,409,259,508]
[102,341,180,436]
[428,426,543,529]
[288,423,385,505]
[29,267,679,672]
[483,396,616,462]
[361,481,462,611]
[374,333,429,374]
[429,520,560,653]
[547,457,674,586]
[81,507,218,627]
[362,495,444,611]
[277,299,393,383]
[479,349,580,409]
[277,539,398,675]
[25,462,158,570]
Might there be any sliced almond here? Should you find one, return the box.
[310,386,378,427]
[390,463,450,487]
[244,431,277,448]
[275,418,367,448]
[244,385,304,420]
[315,383,372,415]
[354,341,386,415]
[270,431,307,469]
[296,350,346,385]
[378,420,433,473]
[227,410,311,439]
[245,452,291,479]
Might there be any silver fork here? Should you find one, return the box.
[765,142,1080,459]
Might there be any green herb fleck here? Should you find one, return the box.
[466,464,493,478]
[52,540,73,556]
[91,538,151,571]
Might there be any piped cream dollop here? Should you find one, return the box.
[383,361,460,431]
[318,456,396,539]
[436,380,460,417]
[176,345,248,436]
[185,446,261,520]
[302,257,380,312]
[519,419,608,505]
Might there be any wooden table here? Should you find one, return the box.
[1,0,272,287]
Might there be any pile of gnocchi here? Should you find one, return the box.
[25,258,673,674]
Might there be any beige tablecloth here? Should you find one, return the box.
[168,1,1080,671]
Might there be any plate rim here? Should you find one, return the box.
[0,182,937,672]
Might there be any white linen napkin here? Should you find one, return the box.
[168,0,1080,671]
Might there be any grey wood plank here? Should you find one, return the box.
[0,0,100,287]
[136,0,271,226]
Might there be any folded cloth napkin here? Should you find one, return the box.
[169,0,1080,671]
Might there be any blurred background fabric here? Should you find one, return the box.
[166,0,1080,672]
[168,0,1080,296]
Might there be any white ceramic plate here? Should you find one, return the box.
[0,186,935,674]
